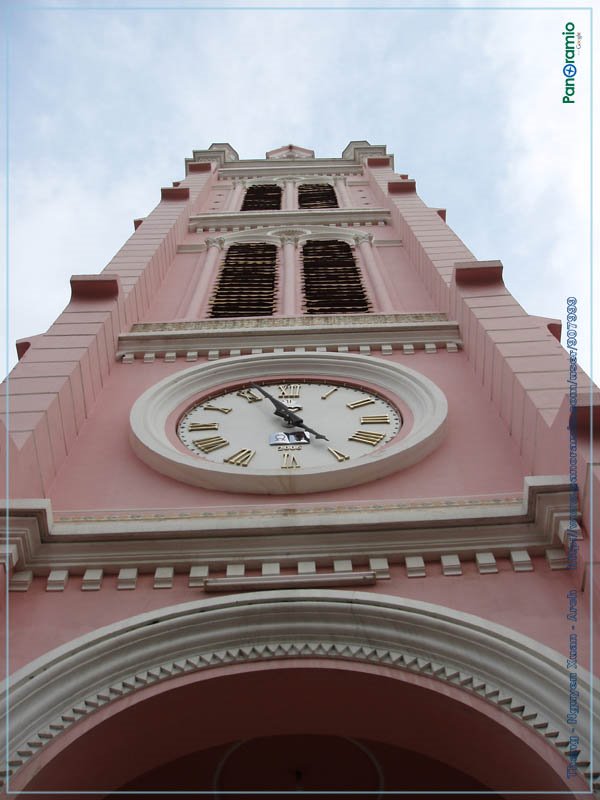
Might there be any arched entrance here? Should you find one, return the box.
[4,591,595,796]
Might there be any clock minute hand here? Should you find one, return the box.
[250,383,296,419]
[249,384,329,441]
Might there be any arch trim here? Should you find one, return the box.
[3,590,597,786]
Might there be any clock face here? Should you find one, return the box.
[176,381,402,472]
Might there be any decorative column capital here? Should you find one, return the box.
[274,228,305,247]
[206,237,226,250]
[353,232,373,245]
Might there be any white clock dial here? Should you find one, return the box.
[177,381,402,471]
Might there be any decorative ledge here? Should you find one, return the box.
[70,274,120,300]
[187,161,212,173]
[161,186,190,201]
[2,477,577,574]
[388,179,416,193]
[367,157,391,168]
[203,570,377,593]
[187,207,390,233]
[118,313,460,360]
[453,260,504,286]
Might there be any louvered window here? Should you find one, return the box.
[209,243,278,318]
[241,184,282,211]
[298,183,338,209]
[302,240,371,314]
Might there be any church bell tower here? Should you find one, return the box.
[1,141,598,795]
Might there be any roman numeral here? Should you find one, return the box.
[192,436,230,453]
[203,404,232,414]
[279,384,301,398]
[281,453,301,469]
[237,388,262,403]
[321,387,338,400]
[328,447,350,462]
[347,397,376,409]
[360,415,390,424]
[224,449,256,467]
[188,422,219,431]
[349,430,385,446]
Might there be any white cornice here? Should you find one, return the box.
[117,315,461,359]
[187,208,390,233]
[217,163,362,180]
[2,477,575,572]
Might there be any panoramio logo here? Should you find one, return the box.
[562,21,577,104]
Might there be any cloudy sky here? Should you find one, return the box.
[1,0,596,379]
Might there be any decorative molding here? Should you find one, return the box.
[2,592,596,789]
[217,163,363,180]
[187,208,389,233]
[475,553,498,574]
[118,313,461,360]
[204,571,377,592]
[130,312,447,333]
[1,477,577,573]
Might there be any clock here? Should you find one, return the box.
[176,380,403,472]
[129,352,447,494]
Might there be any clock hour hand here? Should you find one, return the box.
[249,384,329,441]
[292,419,329,442]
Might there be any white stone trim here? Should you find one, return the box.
[9,571,33,592]
[405,556,426,577]
[441,554,462,576]
[511,550,534,572]
[2,591,597,787]
[118,314,461,360]
[153,566,174,588]
[187,209,389,234]
[46,570,68,591]
[128,351,448,495]
[117,568,137,590]
[2,477,576,573]
[81,568,103,591]
[475,553,498,574]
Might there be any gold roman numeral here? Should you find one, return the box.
[278,384,301,398]
[188,422,219,431]
[328,447,350,462]
[321,386,338,400]
[360,415,390,424]
[224,449,256,467]
[349,430,385,446]
[203,404,232,414]
[192,436,230,453]
[237,388,262,403]
[347,397,376,409]
[281,453,301,469]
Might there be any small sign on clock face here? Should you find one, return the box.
[176,381,402,472]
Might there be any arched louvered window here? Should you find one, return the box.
[298,183,338,209]
[209,243,278,318]
[301,240,371,314]
[241,184,282,211]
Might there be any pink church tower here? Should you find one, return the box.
[1,141,598,796]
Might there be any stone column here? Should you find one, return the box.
[280,233,301,316]
[354,233,393,313]
[227,179,245,212]
[334,176,352,208]
[282,179,296,211]
[185,237,225,318]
